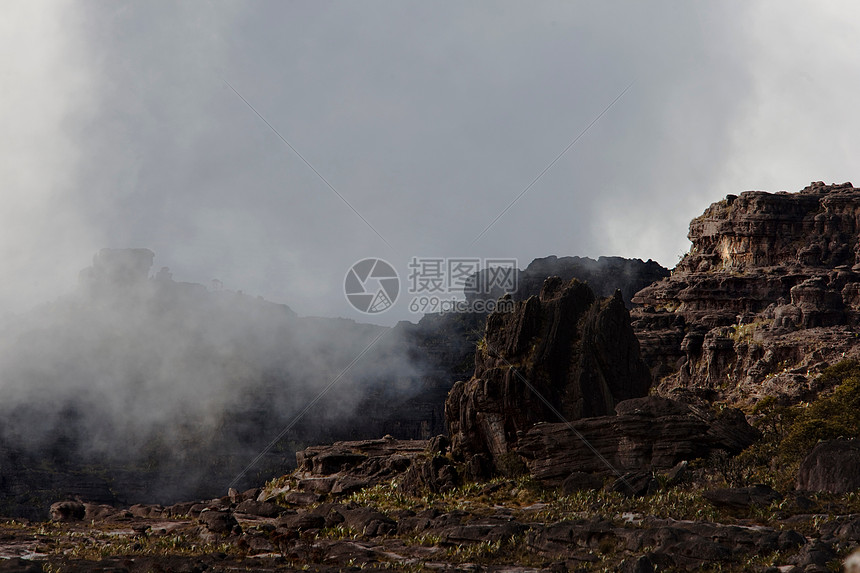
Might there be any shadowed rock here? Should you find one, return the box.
[446,278,652,464]
[702,485,782,510]
[515,396,759,487]
[49,500,85,522]
[466,255,670,308]
[797,439,860,493]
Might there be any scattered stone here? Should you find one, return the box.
[234,500,282,518]
[198,509,238,535]
[49,500,85,522]
[702,485,783,510]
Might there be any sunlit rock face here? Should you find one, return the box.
[631,181,860,405]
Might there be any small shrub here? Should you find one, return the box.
[736,360,860,489]
[495,452,528,478]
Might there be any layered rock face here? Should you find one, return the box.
[445,277,652,463]
[632,181,860,404]
[516,396,758,486]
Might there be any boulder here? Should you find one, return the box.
[797,439,860,493]
[234,500,282,518]
[338,506,396,536]
[49,500,85,522]
[277,512,325,531]
[198,509,238,535]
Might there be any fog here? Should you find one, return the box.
[4,2,860,324]
[0,249,422,507]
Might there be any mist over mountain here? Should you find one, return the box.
[0,249,423,516]
[0,248,669,519]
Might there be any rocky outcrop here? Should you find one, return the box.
[79,248,155,294]
[446,278,652,463]
[515,396,759,487]
[288,438,429,496]
[632,182,860,404]
[49,500,85,522]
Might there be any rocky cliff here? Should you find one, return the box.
[446,277,652,463]
[632,181,860,404]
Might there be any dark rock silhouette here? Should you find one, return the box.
[466,255,669,308]
[446,277,652,463]
[79,248,155,293]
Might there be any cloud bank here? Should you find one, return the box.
[4,1,860,325]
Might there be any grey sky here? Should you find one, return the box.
[4,1,860,324]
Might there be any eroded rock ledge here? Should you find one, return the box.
[632,181,860,404]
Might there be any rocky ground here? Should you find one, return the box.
[3,436,860,572]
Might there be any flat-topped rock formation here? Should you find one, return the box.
[632,181,860,404]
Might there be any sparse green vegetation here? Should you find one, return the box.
[729,321,766,345]
[734,360,860,489]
